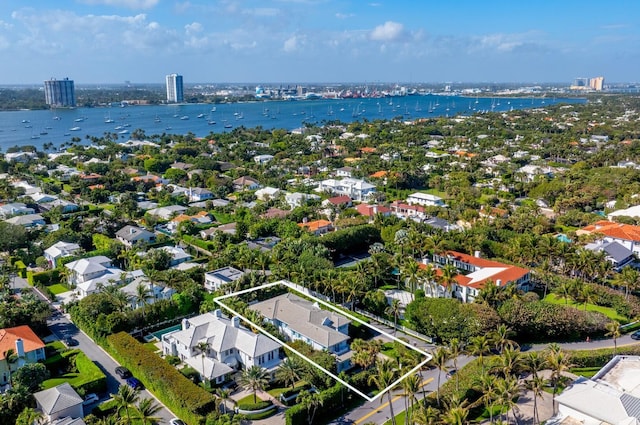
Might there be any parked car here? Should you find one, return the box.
[631,330,640,340]
[83,393,99,405]
[126,377,143,390]
[115,366,131,379]
[63,337,79,347]
[169,419,186,425]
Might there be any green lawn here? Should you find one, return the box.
[542,294,629,323]
[266,380,308,398]
[48,283,70,295]
[571,367,601,378]
[213,212,234,224]
[42,351,106,394]
[237,393,265,405]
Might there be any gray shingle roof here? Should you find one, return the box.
[34,382,83,415]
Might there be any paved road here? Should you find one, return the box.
[14,276,178,424]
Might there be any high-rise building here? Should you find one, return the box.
[44,77,76,107]
[166,74,184,103]
[590,76,605,91]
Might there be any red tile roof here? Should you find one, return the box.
[0,325,45,360]
[326,195,352,205]
[298,219,333,232]
[356,204,391,217]
[580,221,640,242]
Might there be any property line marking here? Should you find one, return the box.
[213,279,432,403]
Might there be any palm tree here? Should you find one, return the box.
[367,360,398,425]
[467,335,491,374]
[385,299,402,335]
[438,264,458,298]
[216,388,235,414]
[239,365,269,404]
[605,320,622,355]
[492,324,518,354]
[401,374,421,425]
[134,282,153,310]
[414,404,440,425]
[448,338,463,392]
[524,351,548,378]
[401,260,421,293]
[111,384,140,424]
[3,348,19,384]
[615,266,640,300]
[494,345,522,379]
[526,373,547,425]
[440,395,470,425]
[553,279,573,305]
[276,357,303,389]
[431,346,450,406]
[136,397,162,425]
[495,376,522,424]
[16,407,44,425]
[547,348,573,414]
[471,373,498,423]
[196,340,210,385]
[297,389,324,424]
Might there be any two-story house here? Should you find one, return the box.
[316,178,376,202]
[251,292,352,371]
[162,310,282,384]
[65,256,126,298]
[120,277,176,309]
[116,225,156,248]
[204,267,245,292]
[407,192,446,207]
[44,241,81,268]
[0,325,46,388]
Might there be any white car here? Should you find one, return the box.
[169,419,186,425]
[83,393,99,405]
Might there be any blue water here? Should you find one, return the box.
[150,323,182,340]
[0,95,585,151]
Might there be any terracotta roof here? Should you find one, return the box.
[171,211,210,223]
[356,204,391,217]
[298,219,333,232]
[261,208,290,219]
[360,147,377,153]
[0,325,45,359]
[369,171,388,178]
[580,221,640,242]
[326,195,352,205]
[390,201,425,213]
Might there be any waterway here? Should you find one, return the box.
[0,95,585,152]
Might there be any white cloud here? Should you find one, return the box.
[335,13,354,19]
[283,35,299,52]
[79,0,159,9]
[370,21,405,42]
[185,22,203,35]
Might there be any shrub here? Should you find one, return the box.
[166,355,181,366]
[27,269,61,286]
[107,332,216,425]
[237,400,273,411]
[285,382,350,425]
[280,383,312,400]
[241,408,277,420]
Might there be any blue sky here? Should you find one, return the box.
[1,0,638,84]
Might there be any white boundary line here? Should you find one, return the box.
[213,280,432,402]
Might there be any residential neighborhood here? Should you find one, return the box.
[2,95,640,425]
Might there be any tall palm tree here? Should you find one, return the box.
[414,404,440,425]
[614,266,640,300]
[276,357,303,389]
[296,389,324,425]
[385,299,402,335]
[440,395,470,425]
[438,264,458,298]
[239,365,269,404]
[196,340,210,385]
[134,282,153,310]
[524,351,548,378]
[448,338,463,392]
[496,376,522,424]
[492,324,517,354]
[16,406,44,425]
[526,373,547,425]
[467,335,491,374]
[216,388,235,414]
[136,397,162,425]
[547,348,573,414]
[401,260,421,293]
[471,372,498,423]
[494,345,522,379]
[605,320,622,355]
[111,384,140,424]
[431,346,450,406]
[368,360,398,425]
[401,374,421,425]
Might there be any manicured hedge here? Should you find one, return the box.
[318,224,381,258]
[280,383,312,400]
[241,408,277,420]
[237,400,273,411]
[107,332,216,425]
[27,269,60,286]
[42,349,107,396]
[569,345,640,367]
[285,383,349,425]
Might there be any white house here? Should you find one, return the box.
[204,267,245,292]
[407,192,446,207]
[146,205,188,220]
[0,325,46,388]
[162,310,282,384]
[5,213,46,228]
[120,277,176,309]
[284,192,321,209]
[251,292,350,355]
[65,256,126,298]
[255,187,281,201]
[551,355,640,425]
[335,166,354,178]
[115,225,156,248]
[0,202,35,218]
[44,241,81,268]
[253,154,274,164]
[187,187,214,203]
[33,383,84,423]
[316,178,376,202]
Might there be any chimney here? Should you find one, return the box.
[214,309,222,318]
[15,338,25,358]
[181,318,189,330]
[496,279,502,287]
[231,316,240,328]
[474,250,481,258]
[130,227,135,235]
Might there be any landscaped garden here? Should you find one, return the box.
[42,342,107,396]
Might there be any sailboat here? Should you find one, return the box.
[104,112,115,123]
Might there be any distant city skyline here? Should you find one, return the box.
[1,0,639,84]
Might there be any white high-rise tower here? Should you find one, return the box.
[166,74,184,103]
